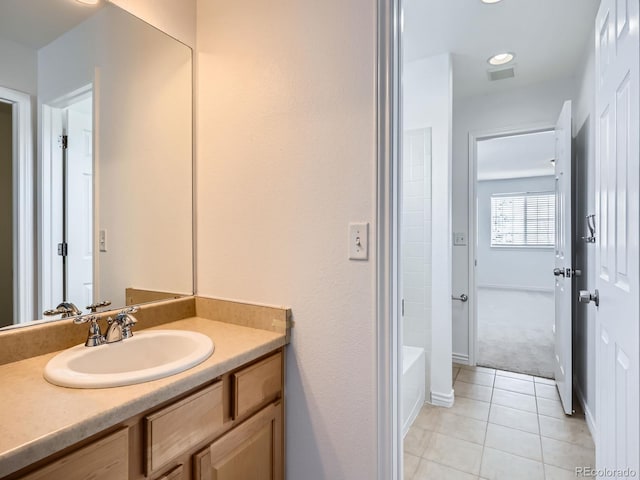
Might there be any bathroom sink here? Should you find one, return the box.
[44,330,214,388]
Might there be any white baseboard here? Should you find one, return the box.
[573,376,597,442]
[478,284,554,294]
[431,389,455,408]
[452,353,470,365]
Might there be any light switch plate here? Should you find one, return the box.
[99,229,107,252]
[349,223,369,260]
[454,232,467,246]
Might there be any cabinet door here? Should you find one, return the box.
[193,402,283,480]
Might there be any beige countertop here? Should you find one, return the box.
[0,316,286,478]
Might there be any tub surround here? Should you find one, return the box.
[402,346,426,437]
[0,296,291,478]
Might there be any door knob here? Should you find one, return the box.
[579,289,599,307]
[553,268,565,277]
[452,294,468,302]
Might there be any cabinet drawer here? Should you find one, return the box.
[232,352,282,419]
[157,464,183,480]
[145,382,223,474]
[19,428,128,480]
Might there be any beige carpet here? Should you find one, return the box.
[477,287,555,379]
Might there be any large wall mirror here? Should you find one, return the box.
[0,0,193,329]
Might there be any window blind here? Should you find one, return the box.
[490,192,555,247]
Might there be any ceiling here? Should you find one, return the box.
[477,131,556,181]
[403,0,601,98]
[0,0,104,50]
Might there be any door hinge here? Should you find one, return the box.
[401,298,405,316]
[57,242,68,257]
[59,135,68,150]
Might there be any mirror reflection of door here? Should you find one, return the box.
[65,97,93,308]
[0,101,13,328]
[42,91,93,311]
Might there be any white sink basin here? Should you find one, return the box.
[44,330,214,388]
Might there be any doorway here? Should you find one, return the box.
[0,86,34,326]
[41,88,94,314]
[472,129,557,378]
[382,0,640,477]
[0,102,13,327]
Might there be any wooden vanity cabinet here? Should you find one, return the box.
[8,349,284,480]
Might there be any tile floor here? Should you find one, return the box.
[404,365,595,480]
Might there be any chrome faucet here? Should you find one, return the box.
[44,302,82,318]
[105,307,139,343]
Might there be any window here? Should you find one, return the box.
[490,192,555,247]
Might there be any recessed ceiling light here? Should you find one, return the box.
[488,52,515,66]
[481,0,503,3]
[76,0,100,5]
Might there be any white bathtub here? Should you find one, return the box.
[402,345,425,437]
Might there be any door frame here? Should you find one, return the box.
[40,84,93,312]
[0,86,34,325]
[467,122,555,366]
[376,0,401,479]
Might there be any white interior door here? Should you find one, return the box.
[553,100,573,415]
[41,106,65,311]
[65,97,93,308]
[595,0,639,472]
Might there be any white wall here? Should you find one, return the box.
[572,29,596,428]
[38,6,193,308]
[196,0,377,478]
[403,54,453,402]
[0,37,37,95]
[452,77,575,360]
[108,0,196,48]
[476,176,556,291]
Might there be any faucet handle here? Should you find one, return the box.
[74,314,96,324]
[86,300,111,313]
[74,315,105,347]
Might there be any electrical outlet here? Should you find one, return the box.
[454,232,467,246]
